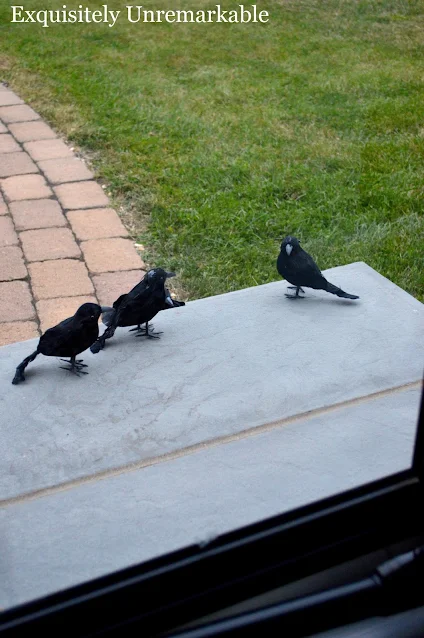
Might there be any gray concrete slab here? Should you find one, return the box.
[0,385,420,609]
[0,262,423,500]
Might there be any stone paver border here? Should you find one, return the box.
[0,83,145,343]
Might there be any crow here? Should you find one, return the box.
[277,236,359,300]
[90,268,183,354]
[12,303,104,385]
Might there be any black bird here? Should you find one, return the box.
[90,268,183,354]
[277,236,359,300]
[12,303,104,385]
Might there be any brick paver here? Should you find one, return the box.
[29,259,94,300]
[68,208,128,240]
[54,181,109,209]
[24,139,74,161]
[39,157,93,184]
[36,295,98,333]
[0,151,38,178]
[0,321,39,346]
[81,238,144,274]
[0,87,145,345]
[10,199,66,230]
[93,270,144,306]
[1,174,52,201]
[0,105,40,123]
[0,193,6,215]
[0,217,19,247]
[0,281,35,322]
[0,134,21,154]
[20,228,81,262]
[0,246,27,281]
[0,91,24,107]
[8,121,57,143]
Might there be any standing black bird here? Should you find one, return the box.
[277,236,359,300]
[12,303,104,385]
[90,268,183,354]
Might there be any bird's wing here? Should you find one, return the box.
[296,250,323,277]
[113,282,153,325]
[126,280,152,304]
[38,317,77,355]
[113,294,127,310]
[289,249,327,287]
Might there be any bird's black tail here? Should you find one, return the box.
[325,281,359,300]
[12,350,39,385]
[101,306,116,327]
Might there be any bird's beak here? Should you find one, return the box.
[100,306,110,313]
[285,244,293,256]
[165,272,176,278]
[165,293,174,307]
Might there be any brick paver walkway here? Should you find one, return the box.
[0,83,146,346]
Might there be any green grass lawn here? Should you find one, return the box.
[1,0,423,300]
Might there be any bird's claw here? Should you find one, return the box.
[60,358,87,367]
[129,324,154,333]
[136,331,163,339]
[59,358,89,376]
[285,293,305,299]
[59,365,89,376]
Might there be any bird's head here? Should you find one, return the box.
[281,236,300,257]
[75,303,104,323]
[145,268,176,285]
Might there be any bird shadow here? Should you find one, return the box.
[278,292,361,307]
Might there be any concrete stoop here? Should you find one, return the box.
[0,262,423,609]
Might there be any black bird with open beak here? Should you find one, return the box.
[12,303,106,385]
[277,236,359,300]
[90,268,184,354]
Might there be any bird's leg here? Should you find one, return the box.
[128,324,144,333]
[12,350,39,385]
[59,356,88,375]
[285,286,305,299]
[135,322,163,339]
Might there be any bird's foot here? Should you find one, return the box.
[59,365,89,376]
[128,324,147,333]
[59,358,87,368]
[287,286,305,293]
[285,286,305,299]
[136,331,163,339]
[135,323,162,339]
[59,359,89,376]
